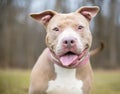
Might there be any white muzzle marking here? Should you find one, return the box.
[55,28,84,54]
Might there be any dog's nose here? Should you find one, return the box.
[62,37,76,49]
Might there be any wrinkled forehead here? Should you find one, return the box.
[48,13,89,28]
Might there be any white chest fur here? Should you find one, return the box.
[46,64,83,94]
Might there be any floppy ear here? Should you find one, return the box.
[76,6,100,21]
[30,10,57,26]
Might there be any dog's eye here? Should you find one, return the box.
[52,27,59,31]
[78,25,84,30]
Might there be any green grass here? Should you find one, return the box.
[0,69,120,94]
[92,70,120,94]
[0,69,30,94]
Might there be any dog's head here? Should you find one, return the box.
[30,6,99,68]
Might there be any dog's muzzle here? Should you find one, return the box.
[47,48,90,69]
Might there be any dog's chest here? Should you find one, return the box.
[46,64,83,94]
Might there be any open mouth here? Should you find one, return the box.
[59,49,88,67]
[60,52,78,66]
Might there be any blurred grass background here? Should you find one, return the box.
[0,69,120,94]
[0,0,120,94]
[0,70,29,94]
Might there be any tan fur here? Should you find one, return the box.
[29,6,99,94]
[29,49,56,94]
[45,13,92,54]
[76,62,93,94]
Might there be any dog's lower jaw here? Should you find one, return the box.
[48,48,90,69]
[46,64,83,94]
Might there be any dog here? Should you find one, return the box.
[29,6,100,94]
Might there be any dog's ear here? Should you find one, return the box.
[30,10,57,26]
[76,6,100,21]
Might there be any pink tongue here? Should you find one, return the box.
[60,54,78,66]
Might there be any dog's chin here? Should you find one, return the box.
[51,48,89,68]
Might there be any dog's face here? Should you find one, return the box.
[30,6,99,68]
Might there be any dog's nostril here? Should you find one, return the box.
[64,40,75,45]
[64,40,68,44]
[71,40,74,44]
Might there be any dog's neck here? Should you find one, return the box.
[54,64,76,81]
